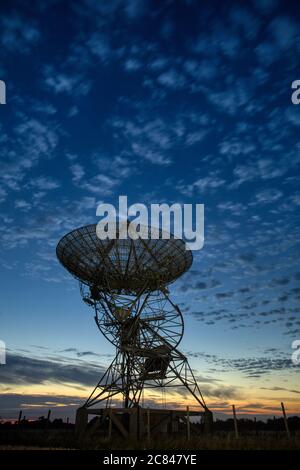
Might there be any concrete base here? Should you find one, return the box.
[75,406,213,439]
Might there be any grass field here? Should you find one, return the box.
[0,430,300,450]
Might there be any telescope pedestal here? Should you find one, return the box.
[75,406,213,440]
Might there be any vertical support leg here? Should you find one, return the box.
[204,407,213,434]
[281,402,290,439]
[75,407,88,436]
[147,408,150,442]
[129,408,138,437]
[186,406,190,441]
[108,408,112,440]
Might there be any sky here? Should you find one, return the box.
[0,0,300,422]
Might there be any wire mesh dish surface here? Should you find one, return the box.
[56,223,192,292]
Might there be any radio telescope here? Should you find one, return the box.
[56,221,212,436]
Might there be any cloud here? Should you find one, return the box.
[255,41,278,65]
[190,352,294,378]
[269,277,290,287]
[68,152,133,195]
[253,0,278,15]
[111,117,177,166]
[27,176,61,191]
[229,6,261,41]
[0,194,99,253]
[157,69,187,90]
[231,158,287,187]
[178,278,221,293]
[199,384,240,400]
[0,186,7,204]
[93,154,136,179]
[31,100,57,115]
[217,201,244,215]
[70,164,85,183]
[0,12,40,53]
[124,58,142,71]
[86,33,112,62]
[178,174,226,196]
[269,16,299,49]
[183,59,218,82]
[255,15,299,66]
[0,114,60,193]
[216,292,234,299]
[192,20,240,59]
[43,66,92,96]
[219,139,256,160]
[75,173,120,196]
[109,108,211,167]
[260,386,300,395]
[286,107,300,127]
[14,200,31,212]
[238,253,256,263]
[0,393,83,419]
[254,188,283,204]
[59,347,113,358]
[205,79,256,116]
[124,0,148,19]
[0,353,105,387]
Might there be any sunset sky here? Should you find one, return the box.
[0,0,300,422]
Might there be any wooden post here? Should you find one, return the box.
[186,406,190,441]
[66,417,69,425]
[147,408,150,443]
[75,407,88,436]
[232,405,239,438]
[46,409,51,429]
[18,410,22,425]
[281,402,290,438]
[108,408,112,440]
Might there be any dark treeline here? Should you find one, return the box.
[213,416,300,432]
[1,415,300,432]
[0,416,74,430]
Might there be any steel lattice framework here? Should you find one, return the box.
[56,222,209,412]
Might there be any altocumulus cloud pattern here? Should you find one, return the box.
[0,0,299,420]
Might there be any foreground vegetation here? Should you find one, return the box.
[0,429,300,450]
[1,416,299,450]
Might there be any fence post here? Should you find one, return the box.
[254,416,258,436]
[186,406,190,441]
[232,405,239,439]
[281,402,290,439]
[147,408,150,443]
[18,410,22,425]
[108,408,112,440]
[46,409,51,429]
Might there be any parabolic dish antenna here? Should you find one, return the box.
[56,221,210,420]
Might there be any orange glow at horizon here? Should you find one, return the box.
[1,380,299,419]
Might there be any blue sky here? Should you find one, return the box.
[0,0,300,421]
